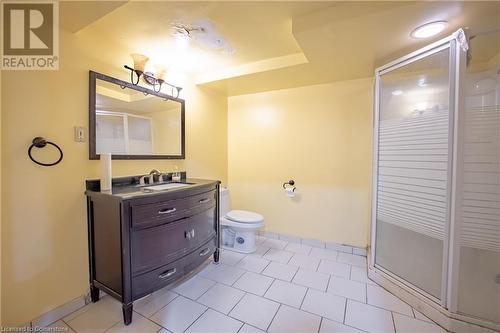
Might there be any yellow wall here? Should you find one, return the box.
[1,29,227,326]
[0,64,2,326]
[228,79,373,247]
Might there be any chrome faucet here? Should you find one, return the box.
[139,169,162,185]
[149,169,161,175]
[149,169,164,183]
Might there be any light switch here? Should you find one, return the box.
[74,126,86,142]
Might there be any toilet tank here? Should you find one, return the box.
[219,187,231,217]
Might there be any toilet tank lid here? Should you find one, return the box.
[226,210,264,223]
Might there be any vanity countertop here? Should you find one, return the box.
[85,177,220,201]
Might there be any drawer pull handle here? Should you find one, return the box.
[158,208,176,214]
[185,229,195,239]
[199,198,210,203]
[199,248,211,256]
[158,268,176,279]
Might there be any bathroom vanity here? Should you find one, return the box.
[85,175,220,325]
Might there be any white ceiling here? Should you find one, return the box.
[62,1,500,96]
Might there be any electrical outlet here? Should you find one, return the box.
[74,126,86,142]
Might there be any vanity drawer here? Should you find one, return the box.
[132,255,185,299]
[183,237,217,274]
[131,208,216,275]
[131,237,216,299]
[131,189,216,229]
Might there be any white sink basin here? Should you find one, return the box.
[143,183,192,191]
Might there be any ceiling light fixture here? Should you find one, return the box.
[418,78,428,87]
[392,89,403,96]
[411,21,447,39]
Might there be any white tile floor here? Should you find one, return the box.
[47,235,448,333]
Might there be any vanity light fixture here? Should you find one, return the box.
[123,53,183,98]
[411,21,447,39]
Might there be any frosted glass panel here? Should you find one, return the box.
[128,116,153,155]
[96,113,126,154]
[375,48,451,299]
[457,32,500,323]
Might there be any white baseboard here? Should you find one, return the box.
[259,230,367,257]
[30,288,110,328]
[31,295,87,328]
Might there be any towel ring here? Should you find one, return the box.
[28,137,63,167]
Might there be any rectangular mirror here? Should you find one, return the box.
[89,71,185,160]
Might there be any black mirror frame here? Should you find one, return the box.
[89,70,186,160]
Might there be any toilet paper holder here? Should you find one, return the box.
[283,179,296,192]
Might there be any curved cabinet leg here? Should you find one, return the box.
[213,248,220,264]
[90,285,100,303]
[122,303,133,325]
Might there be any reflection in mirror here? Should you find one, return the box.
[89,71,185,159]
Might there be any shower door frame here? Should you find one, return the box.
[370,31,467,310]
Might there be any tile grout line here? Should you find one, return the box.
[368,282,434,321]
[227,291,248,316]
[239,323,262,333]
[290,266,300,282]
[341,297,417,320]
[125,311,162,332]
[195,282,219,301]
[265,303,282,332]
[391,311,397,333]
[262,277,277,296]
[203,297,247,325]
[148,293,180,318]
[61,319,79,333]
[260,259,272,274]
[285,252,293,265]
[313,257,320,272]
[342,298,348,324]
[182,307,209,333]
[299,288,309,310]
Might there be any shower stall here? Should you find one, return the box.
[370,29,499,332]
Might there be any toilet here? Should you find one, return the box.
[219,187,264,253]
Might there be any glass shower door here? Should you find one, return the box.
[374,45,453,301]
[455,31,500,323]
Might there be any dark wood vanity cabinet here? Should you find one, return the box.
[85,178,220,325]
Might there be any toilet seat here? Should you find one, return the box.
[226,210,264,224]
[221,210,264,229]
[221,217,263,229]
